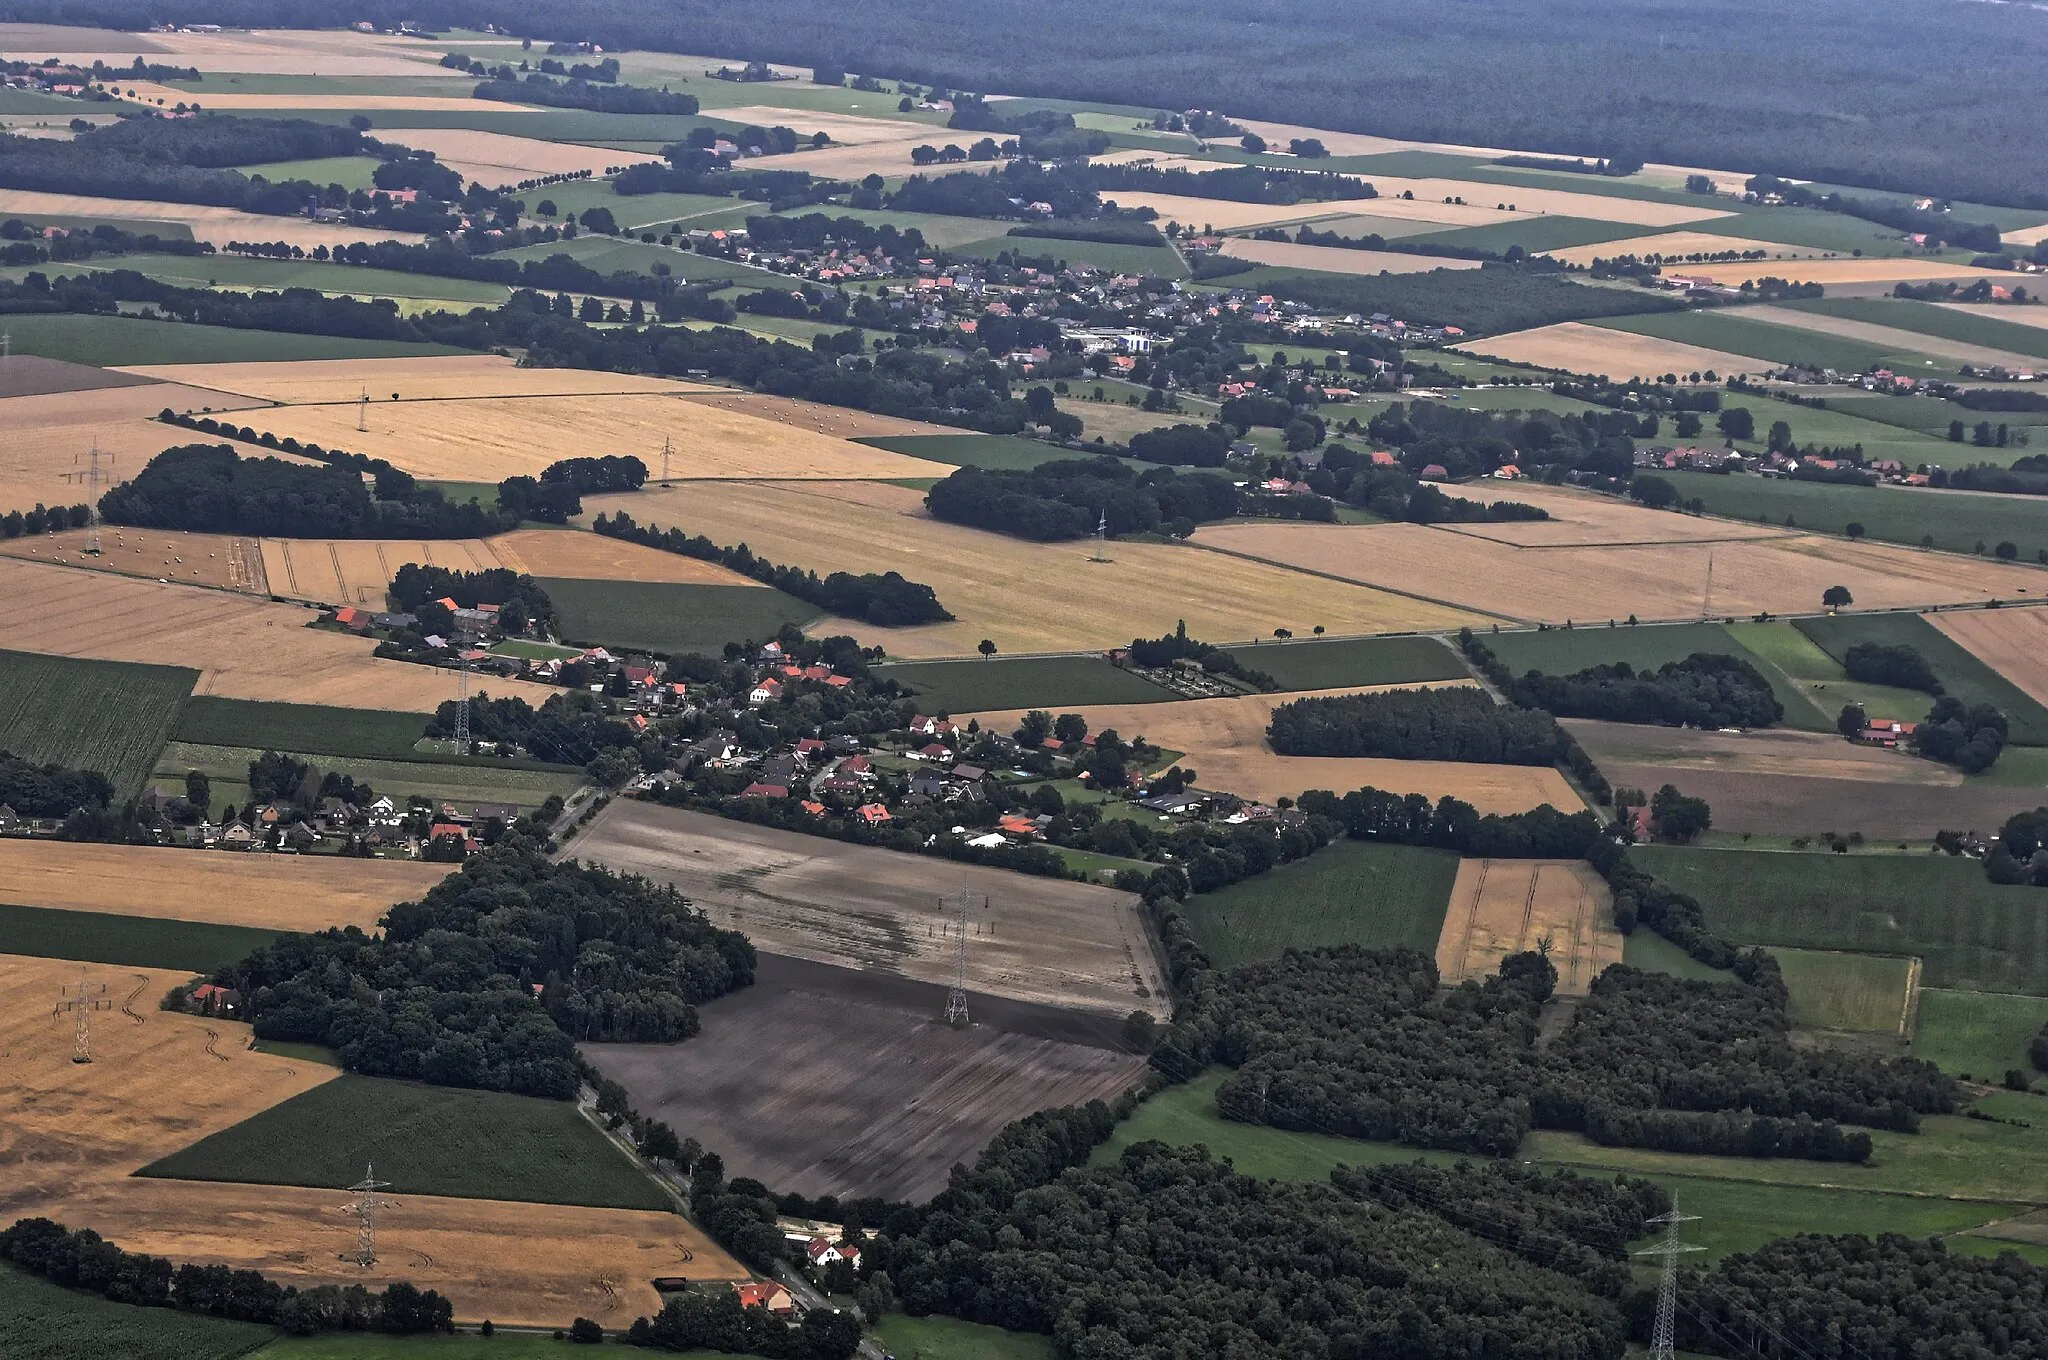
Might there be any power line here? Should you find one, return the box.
[53,966,112,1064]
[339,1163,395,1267]
[1635,1205,1704,1360]
[942,892,982,1025]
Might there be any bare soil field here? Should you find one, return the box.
[1545,231,1831,267]
[0,556,559,709]
[673,390,953,439]
[568,801,1164,1016]
[1217,237,1485,275]
[1196,521,2046,625]
[0,378,263,507]
[1438,859,1619,996]
[585,954,1145,1202]
[1435,481,1794,546]
[584,481,1480,657]
[367,129,661,186]
[1932,608,2048,710]
[0,839,450,932]
[964,686,1583,812]
[1741,303,2046,372]
[251,394,953,483]
[0,526,265,592]
[121,355,707,403]
[0,189,428,249]
[1458,320,1770,381]
[1562,718,1960,785]
[0,354,158,398]
[1677,258,2015,288]
[0,948,741,1324]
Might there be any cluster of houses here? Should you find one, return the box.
[43,787,530,858]
[1633,442,1952,487]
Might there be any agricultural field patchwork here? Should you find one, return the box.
[1459,320,1770,381]
[1794,611,2048,745]
[1931,608,2048,714]
[0,649,194,797]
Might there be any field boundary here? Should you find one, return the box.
[1186,539,1524,623]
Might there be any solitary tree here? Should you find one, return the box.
[1845,522,1866,539]
[978,638,997,660]
[1822,584,1854,611]
[1837,702,1868,739]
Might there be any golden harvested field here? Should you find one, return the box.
[0,839,451,931]
[262,529,762,604]
[368,129,661,186]
[1937,303,2048,332]
[1999,223,2048,249]
[674,390,952,439]
[0,526,265,592]
[111,82,516,112]
[1198,521,2047,625]
[1545,230,1832,266]
[1458,320,1769,380]
[712,105,930,146]
[0,556,559,709]
[1931,607,2048,710]
[586,481,1482,657]
[1676,257,2015,288]
[770,139,951,183]
[120,354,707,403]
[0,189,427,249]
[1438,859,1620,996]
[260,535,507,606]
[0,952,738,1327]
[1217,237,1485,275]
[0,379,263,508]
[30,27,474,77]
[1435,481,1793,546]
[963,686,1582,811]
[1230,119,1522,160]
[1740,303,2047,372]
[1085,190,1405,233]
[252,393,954,483]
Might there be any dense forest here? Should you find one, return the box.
[1508,653,1785,730]
[0,750,117,817]
[591,508,952,626]
[474,72,698,114]
[923,458,1241,540]
[217,831,757,1097]
[1843,640,1942,694]
[1266,685,1564,763]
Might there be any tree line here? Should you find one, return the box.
[388,563,556,633]
[592,508,952,626]
[1267,685,1565,763]
[922,457,1239,541]
[1459,631,1782,732]
[0,750,116,818]
[474,73,700,114]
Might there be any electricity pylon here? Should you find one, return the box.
[1633,1205,1703,1360]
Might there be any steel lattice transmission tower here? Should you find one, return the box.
[942,893,984,1025]
[54,967,111,1064]
[339,1163,395,1268]
[450,611,478,750]
[1633,1204,1703,1360]
[661,434,673,487]
[357,383,369,433]
[77,438,110,555]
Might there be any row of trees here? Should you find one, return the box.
[474,73,700,114]
[922,457,1239,541]
[1266,685,1565,763]
[0,502,89,538]
[0,750,116,818]
[591,509,951,626]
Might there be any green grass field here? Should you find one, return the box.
[1793,611,2048,745]
[1778,297,2048,364]
[140,1075,669,1211]
[65,253,510,304]
[539,577,821,656]
[1594,310,1947,375]
[1622,927,1735,981]
[0,313,467,366]
[1406,216,1657,255]
[1218,635,1470,692]
[0,649,196,798]
[1765,947,1914,1033]
[1482,621,1828,727]
[1632,845,2048,994]
[876,655,1175,713]
[0,903,276,973]
[1660,469,2048,564]
[0,1262,275,1360]
[956,234,1187,278]
[237,154,383,190]
[1913,989,2048,1080]
[155,742,582,815]
[855,432,1066,471]
[174,697,431,763]
[1824,391,2048,452]
[869,1316,1055,1360]
[1710,206,1935,257]
[1721,619,1930,727]
[1179,839,1461,968]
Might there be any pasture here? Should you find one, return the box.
[0,838,450,934]
[877,655,1176,713]
[1773,297,2048,367]
[871,1316,1056,1360]
[1200,519,2043,625]
[1913,989,2048,1080]
[855,432,1074,471]
[1177,839,1460,968]
[1486,620,1824,726]
[1437,858,1620,996]
[1932,608,2048,713]
[140,1075,670,1211]
[0,558,560,711]
[1794,611,2048,745]
[1631,845,2048,995]
[1723,618,1933,726]
[540,578,821,655]
[1216,237,1486,276]
[960,234,1187,277]
[967,686,1577,811]
[0,649,195,797]
[585,954,1145,1203]
[69,252,510,304]
[1218,634,1471,691]
[173,697,430,762]
[0,903,276,974]
[1765,948,1916,1034]
[571,801,1164,1016]
[157,742,583,818]
[587,481,1478,658]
